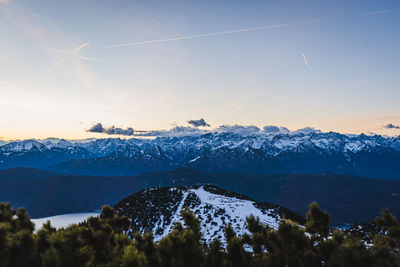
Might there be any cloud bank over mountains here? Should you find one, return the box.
[384,123,400,130]
[86,120,322,137]
[87,123,134,136]
[187,118,210,127]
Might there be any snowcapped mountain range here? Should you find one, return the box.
[1,131,400,178]
[2,131,399,155]
[113,185,304,245]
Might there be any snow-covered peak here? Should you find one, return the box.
[271,134,304,150]
[55,139,74,148]
[187,187,280,244]
[0,140,47,152]
[42,139,74,149]
[114,185,303,246]
[0,140,8,146]
[78,138,131,155]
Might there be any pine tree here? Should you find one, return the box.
[375,209,400,257]
[305,202,330,239]
[326,235,371,267]
[206,239,225,267]
[32,221,56,267]
[0,204,36,267]
[224,223,250,267]
[244,215,268,267]
[41,225,95,267]
[264,219,310,267]
[133,231,158,267]
[156,209,204,267]
[120,244,147,267]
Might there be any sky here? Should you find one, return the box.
[0,0,400,139]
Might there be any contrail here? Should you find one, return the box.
[32,47,67,54]
[361,8,400,16]
[103,19,327,48]
[34,41,102,66]
[72,41,91,54]
[78,55,103,62]
[53,59,66,68]
[34,41,92,55]
[301,53,314,73]
[103,8,400,49]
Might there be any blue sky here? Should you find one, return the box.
[0,0,399,139]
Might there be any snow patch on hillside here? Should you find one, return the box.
[189,187,279,244]
[153,191,189,241]
[32,212,99,229]
[149,186,280,245]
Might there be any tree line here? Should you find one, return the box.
[1,201,400,267]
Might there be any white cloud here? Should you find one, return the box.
[215,125,261,136]
[134,126,205,137]
[84,122,324,138]
[292,127,321,135]
[263,125,290,134]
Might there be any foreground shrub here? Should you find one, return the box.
[0,202,399,266]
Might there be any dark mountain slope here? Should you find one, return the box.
[0,175,140,218]
[45,156,172,176]
[223,173,400,224]
[1,168,399,224]
[0,167,56,182]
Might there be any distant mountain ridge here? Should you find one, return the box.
[1,167,400,224]
[0,132,400,178]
